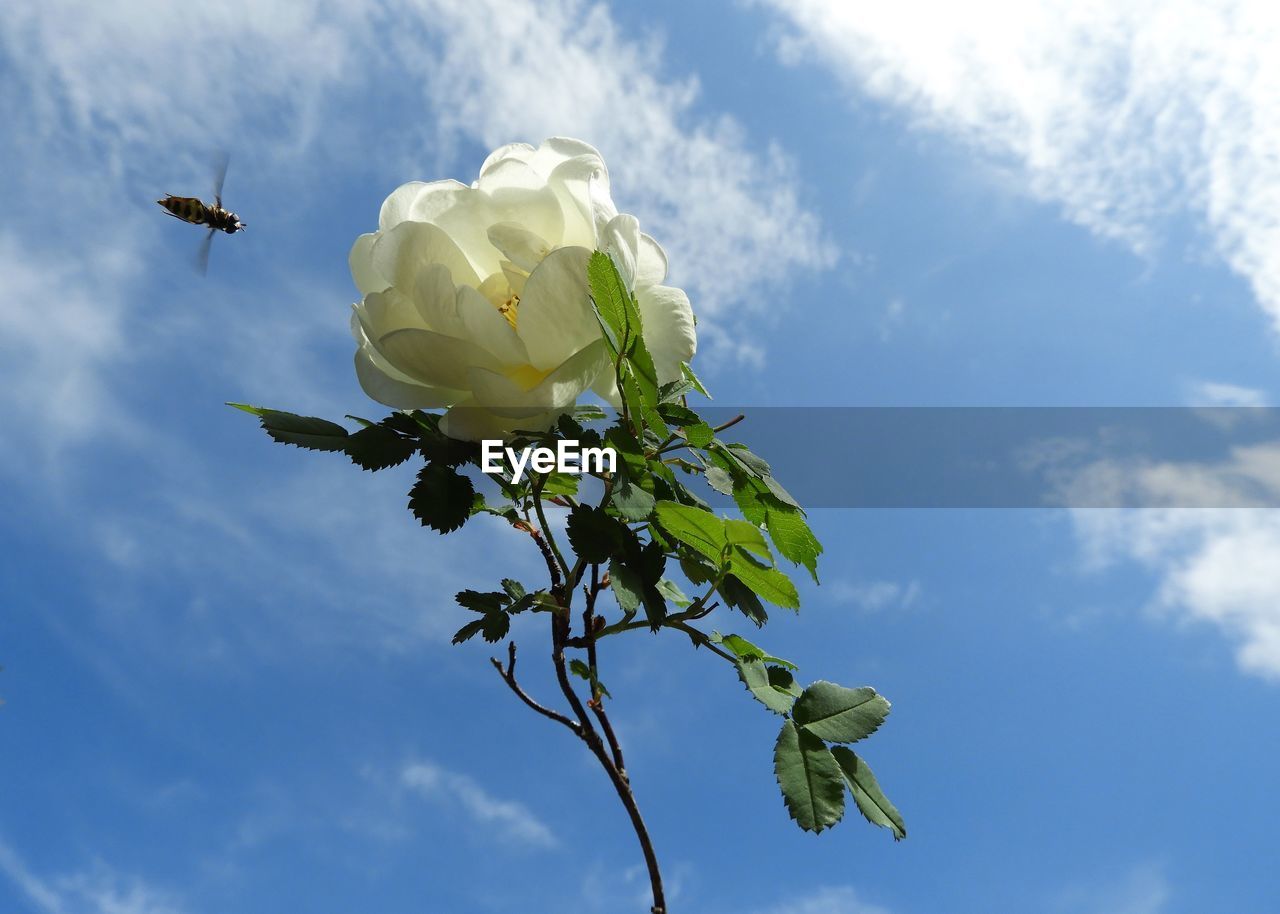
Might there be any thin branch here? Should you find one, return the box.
[490,642,580,735]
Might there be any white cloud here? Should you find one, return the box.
[1075,507,1280,680]
[758,0,1280,329]
[401,760,557,849]
[1187,380,1269,407]
[0,838,188,914]
[754,886,892,914]
[829,578,922,613]
[1055,863,1171,914]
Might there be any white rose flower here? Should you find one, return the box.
[349,137,697,441]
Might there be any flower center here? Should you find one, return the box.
[497,293,519,330]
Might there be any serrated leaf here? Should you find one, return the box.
[705,466,734,496]
[768,666,803,697]
[793,682,891,744]
[709,632,796,669]
[541,471,581,497]
[566,505,625,564]
[681,362,711,399]
[727,547,799,609]
[480,610,510,643]
[774,720,845,833]
[830,747,906,840]
[657,403,701,427]
[456,590,507,613]
[232,405,350,452]
[737,658,797,714]
[762,474,800,508]
[764,506,822,583]
[721,574,768,627]
[683,422,714,449]
[574,404,608,422]
[611,476,656,522]
[609,557,642,616]
[726,444,771,476]
[659,378,695,403]
[655,578,691,607]
[725,519,772,560]
[346,424,418,471]
[501,579,526,600]
[408,464,475,534]
[451,619,487,645]
[654,500,726,564]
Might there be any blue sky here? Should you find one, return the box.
[3,1,1280,912]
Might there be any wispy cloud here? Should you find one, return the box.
[1054,862,1171,914]
[758,0,1280,330]
[753,886,892,914]
[401,760,557,849]
[829,578,922,613]
[1187,380,1269,407]
[0,838,188,914]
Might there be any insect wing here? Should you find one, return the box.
[195,226,216,275]
[212,151,230,205]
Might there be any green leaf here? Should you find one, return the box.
[737,658,798,715]
[709,632,797,669]
[792,682,891,744]
[725,519,772,560]
[657,403,701,427]
[726,444,771,477]
[588,250,631,350]
[654,500,726,564]
[683,421,714,449]
[762,474,800,508]
[705,466,734,496]
[569,659,591,679]
[727,548,799,609]
[721,574,768,627]
[768,666,803,698]
[566,505,625,564]
[451,619,487,645]
[540,471,581,497]
[231,405,350,452]
[773,720,846,833]
[345,424,418,471]
[681,362,711,399]
[655,578,691,607]
[830,747,906,840]
[659,378,696,403]
[573,404,608,423]
[455,590,507,613]
[500,579,526,600]
[408,464,476,534]
[480,610,510,643]
[611,476,656,522]
[609,557,642,616]
[764,506,822,583]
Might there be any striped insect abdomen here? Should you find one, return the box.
[157,195,210,226]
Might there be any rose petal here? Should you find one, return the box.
[467,339,608,419]
[439,398,559,442]
[371,221,481,293]
[514,246,599,372]
[356,288,428,341]
[636,233,668,290]
[599,213,640,290]
[486,222,552,274]
[354,346,464,409]
[375,326,502,390]
[455,284,530,367]
[636,284,697,384]
[349,233,385,295]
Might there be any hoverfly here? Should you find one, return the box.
[157,153,245,274]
